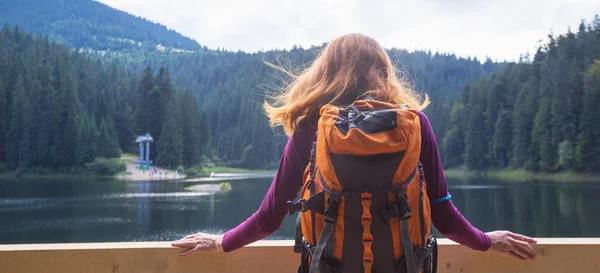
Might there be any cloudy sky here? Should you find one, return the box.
[97,0,599,62]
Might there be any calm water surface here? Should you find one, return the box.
[0,175,599,244]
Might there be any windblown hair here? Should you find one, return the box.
[263,33,429,136]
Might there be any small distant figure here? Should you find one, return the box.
[209,170,215,178]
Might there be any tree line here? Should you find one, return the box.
[0,18,509,172]
[0,25,209,173]
[442,16,600,173]
[94,43,499,169]
[5,0,598,174]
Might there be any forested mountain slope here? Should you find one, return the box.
[442,16,600,173]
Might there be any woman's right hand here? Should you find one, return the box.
[171,232,224,256]
[485,230,537,260]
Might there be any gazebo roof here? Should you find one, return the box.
[135,133,154,143]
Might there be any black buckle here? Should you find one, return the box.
[302,238,314,256]
[427,235,436,249]
[395,191,412,220]
[355,113,366,122]
[287,199,307,215]
[381,196,412,224]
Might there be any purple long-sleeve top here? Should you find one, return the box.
[222,111,491,252]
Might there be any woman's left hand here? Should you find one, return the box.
[485,230,537,260]
[171,232,224,256]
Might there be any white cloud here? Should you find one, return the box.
[96,0,599,62]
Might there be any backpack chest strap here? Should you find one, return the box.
[287,191,326,215]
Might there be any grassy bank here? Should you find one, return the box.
[0,157,129,181]
[444,168,599,183]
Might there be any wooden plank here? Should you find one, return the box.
[1,239,599,273]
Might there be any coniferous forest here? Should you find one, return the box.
[109,46,499,170]
[0,0,505,173]
[0,26,209,174]
[442,18,600,173]
[0,0,598,175]
[0,24,497,173]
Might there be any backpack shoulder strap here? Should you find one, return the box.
[309,195,340,273]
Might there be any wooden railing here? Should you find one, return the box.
[1,238,599,272]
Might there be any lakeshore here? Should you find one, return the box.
[2,155,597,184]
[444,168,599,183]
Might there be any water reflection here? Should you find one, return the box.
[0,176,598,244]
[137,181,151,234]
[446,176,600,238]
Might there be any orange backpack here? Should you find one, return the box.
[287,97,438,273]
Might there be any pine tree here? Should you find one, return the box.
[147,84,163,144]
[0,72,6,147]
[155,67,174,122]
[97,118,121,158]
[54,55,79,167]
[442,127,464,168]
[178,89,203,167]
[568,59,585,135]
[110,75,134,152]
[486,78,505,146]
[75,113,98,165]
[5,75,27,168]
[576,60,600,171]
[551,35,578,147]
[105,115,119,147]
[492,109,512,168]
[440,101,465,167]
[77,63,96,114]
[156,99,182,169]
[31,59,56,167]
[134,67,154,136]
[531,98,555,171]
[511,77,539,168]
[0,77,7,163]
[247,107,271,168]
[21,73,37,168]
[558,140,577,171]
[464,105,488,170]
[198,111,211,159]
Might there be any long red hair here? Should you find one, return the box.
[263,33,429,136]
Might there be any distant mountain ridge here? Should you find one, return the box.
[0,0,201,52]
